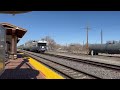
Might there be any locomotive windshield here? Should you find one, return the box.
[38,43,46,46]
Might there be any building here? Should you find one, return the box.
[1,23,27,60]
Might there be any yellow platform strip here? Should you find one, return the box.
[28,57,64,79]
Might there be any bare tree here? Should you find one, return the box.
[41,36,56,51]
[41,36,88,54]
[67,43,83,53]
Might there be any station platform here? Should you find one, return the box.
[0,53,64,79]
[0,54,45,79]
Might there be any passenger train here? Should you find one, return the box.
[23,40,47,53]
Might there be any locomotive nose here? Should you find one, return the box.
[42,46,44,48]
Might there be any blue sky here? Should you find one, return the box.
[0,11,120,46]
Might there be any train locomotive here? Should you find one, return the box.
[23,40,47,53]
[88,40,120,55]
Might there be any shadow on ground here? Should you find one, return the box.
[17,53,23,58]
[0,59,39,79]
[17,53,28,58]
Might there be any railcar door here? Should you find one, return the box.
[0,25,6,76]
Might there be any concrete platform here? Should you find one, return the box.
[0,54,45,79]
[0,52,64,79]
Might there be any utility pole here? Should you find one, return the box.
[83,41,84,46]
[86,26,90,49]
[101,29,103,44]
[82,41,84,49]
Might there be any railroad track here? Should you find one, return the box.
[22,50,120,79]
[22,51,100,79]
[57,51,120,58]
[97,54,120,58]
[44,53,120,70]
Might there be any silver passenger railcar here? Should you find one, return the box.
[23,40,47,53]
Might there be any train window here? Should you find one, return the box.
[0,25,6,76]
[38,43,46,46]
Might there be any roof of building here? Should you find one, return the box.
[1,23,27,38]
[0,11,30,15]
